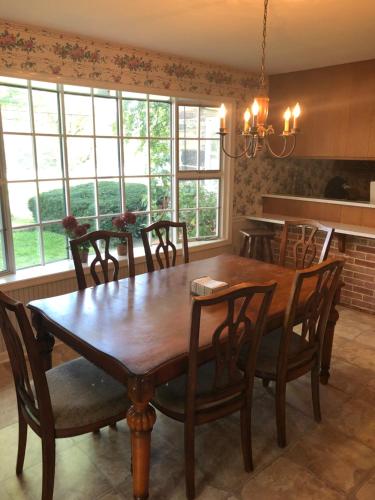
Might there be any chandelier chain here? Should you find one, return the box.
[259,0,269,90]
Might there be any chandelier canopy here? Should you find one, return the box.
[219,0,301,159]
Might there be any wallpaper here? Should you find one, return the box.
[0,19,259,99]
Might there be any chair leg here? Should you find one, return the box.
[184,421,195,500]
[41,436,55,500]
[240,405,253,472]
[275,381,287,448]
[262,378,270,388]
[311,364,322,422]
[16,410,27,475]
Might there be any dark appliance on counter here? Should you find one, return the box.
[324,176,360,200]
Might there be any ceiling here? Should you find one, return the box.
[0,0,374,74]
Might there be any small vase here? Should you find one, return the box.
[117,243,127,256]
[80,250,89,264]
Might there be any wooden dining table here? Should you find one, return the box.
[27,254,341,499]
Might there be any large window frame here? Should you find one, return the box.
[0,77,232,275]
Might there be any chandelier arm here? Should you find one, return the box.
[220,134,255,159]
[265,134,296,159]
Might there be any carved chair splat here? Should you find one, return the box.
[278,219,334,269]
[141,220,189,273]
[70,230,135,290]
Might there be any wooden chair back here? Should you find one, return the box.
[278,258,345,375]
[70,230,135,290]
[279,220,334,269]
[141,220,189,273]
[0,291,54,431]
[187,281,276,416]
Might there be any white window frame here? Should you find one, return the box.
[0,78,235,276]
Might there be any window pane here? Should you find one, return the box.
[0,233,5,271]
[32,89,59,134]
[150,211,172,244]
[9,182,38,226]
[179,210,197,239]
[150,140,171,174]
[199,208,218,238]
[94,88,117,97]
[200,107,220,138]
[98,180,121,215]
[199,179,219,208]
[31,81,57,90]
[67,137,95,177]
[179,180,197,209]
[124,178,148,212]
[43,223,68,263]
[39,181,66,222]
[132,213,149,248]
[179,139,198,170]
[96,138,119,177]
[151,176,171,210]
[179,106,198,138]
[149,101,170,137]
[14,227,41,268]
[151,211,172,224]
[123,139,148,176]
[69,180,96,217]
[36,136,63,179]
[63,84,91,94]
[4,135,35,180]
[199,140,220,170]
[94,96,118,136]
[64,94,93,135]
[123,99,147,137]
[0,86,31,132]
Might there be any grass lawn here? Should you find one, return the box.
[13,230,68,269]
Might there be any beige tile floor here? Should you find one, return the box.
[0,305,374,499]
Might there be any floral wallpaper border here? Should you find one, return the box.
[0,19,260,99]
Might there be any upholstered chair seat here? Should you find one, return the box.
[153,362,240,419]
[42,358,130,433]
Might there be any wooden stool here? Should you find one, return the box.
[240,228,274,263]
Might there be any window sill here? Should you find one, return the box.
[0,238,231,292]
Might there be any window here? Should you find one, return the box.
[177,105,221,240]
[0,77,225,272]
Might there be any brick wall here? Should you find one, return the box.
[264,224,375,315]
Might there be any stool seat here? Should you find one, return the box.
[240,228,274,263]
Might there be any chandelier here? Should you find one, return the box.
[219,0,301,159]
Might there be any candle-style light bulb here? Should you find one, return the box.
[251,99,259,126]
[292,102,301,129]
[219,104,226,130]
[244,108,251,133]
[283,107,292,133]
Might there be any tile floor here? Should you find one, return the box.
[0,305,374,499]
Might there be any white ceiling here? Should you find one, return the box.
[0,0,374,74]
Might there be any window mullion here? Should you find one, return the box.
[92,89,99,230]
[28,82,46,266]
[60,85,71,216]
[119,92,126,211]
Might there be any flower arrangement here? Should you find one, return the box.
[112,211,137,255]
[62,215,91,252]
[112,211,137,237]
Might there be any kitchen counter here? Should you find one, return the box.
[263,194,375,209]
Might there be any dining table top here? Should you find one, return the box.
[28,254,298,382]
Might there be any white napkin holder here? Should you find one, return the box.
[191,276,229,296]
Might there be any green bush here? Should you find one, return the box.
[28,181,148,235]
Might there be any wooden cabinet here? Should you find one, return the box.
[268,59,375,159]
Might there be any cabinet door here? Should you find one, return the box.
[269,60,375,159]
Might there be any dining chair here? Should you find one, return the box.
[239,228,274,263]
[278,219,334,269]
[141,220,189,273]
[242,258,344,448]
[152,281,276,499]
[70,229,135,290]
[0,291,130,500]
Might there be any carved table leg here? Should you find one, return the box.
[320,282,343,385]
[31,311,55,371]
[127,376,156,500]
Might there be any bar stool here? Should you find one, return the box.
[240,228,274,263]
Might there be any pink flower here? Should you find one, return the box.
[112,211,137,231]
[62,215,78,231]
